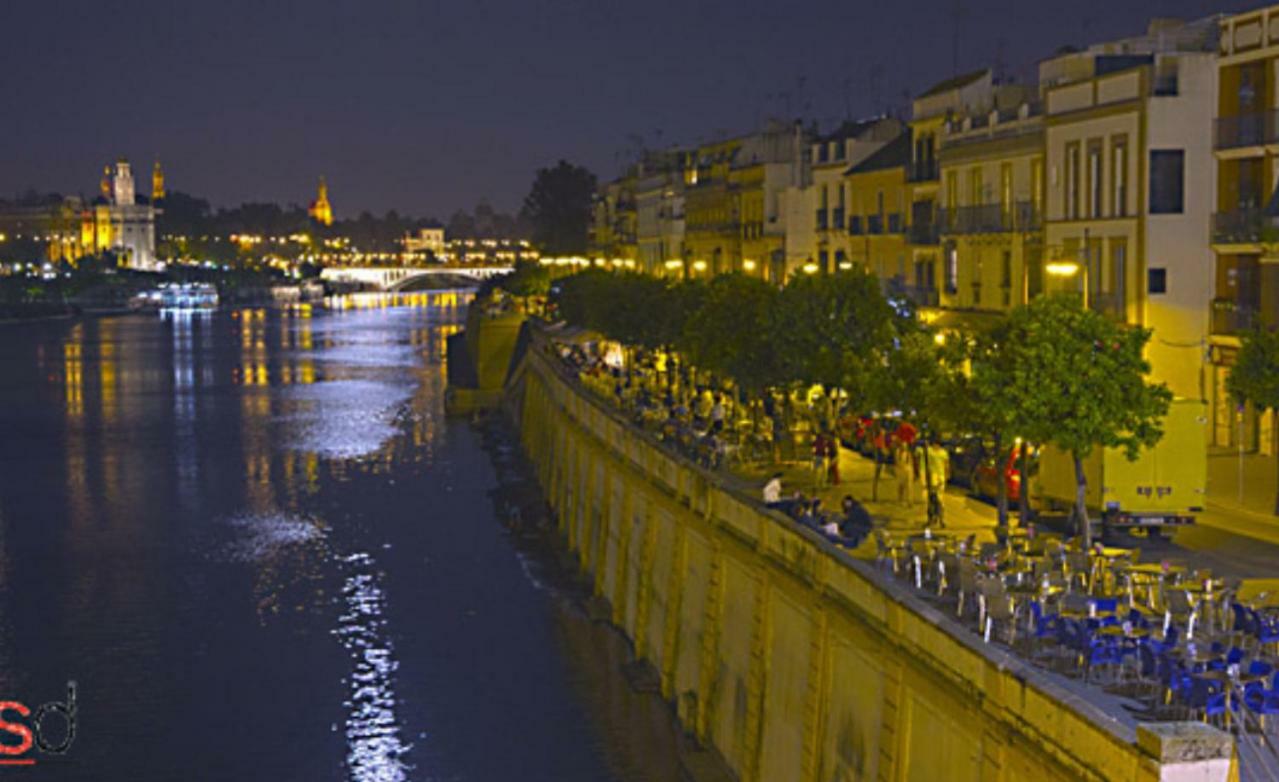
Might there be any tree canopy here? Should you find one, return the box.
[520,160,597,255]
[999,295,1171,543]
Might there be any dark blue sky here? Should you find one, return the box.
[0,0,1252,218]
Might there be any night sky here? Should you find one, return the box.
[0,0,1253,218]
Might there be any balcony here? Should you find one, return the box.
[908,161,939,183]
[886,282,940,307]
[941,204,1005,234]
[1215,111,1279,151]
[867,215,884,235]
[1212,208,1279,244]
[1212,298,1261,335]
[908,219,939,245]
[832,207,845,230]
[1013,201,1043,231]
[816,209,828,230]
[1089,291,1126,321]
[886,213,902,234]
[939,202,1041,235]
[848,216,863,236]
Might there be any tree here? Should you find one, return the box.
[1227,327,1279,514]
[872,327,967,511]
[966,319,1022,532]
[772,269,900,397]
[1002,295,1171,546]
[520,160,597,255]
[679,274,783,397]
[500,260,552,313]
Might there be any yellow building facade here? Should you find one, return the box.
[937,104,1045,317]
[844,132,912,286]
[1211,6,1279,450]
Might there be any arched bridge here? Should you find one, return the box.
[319,265,513,291]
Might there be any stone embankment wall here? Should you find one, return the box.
[503,331,1235,782]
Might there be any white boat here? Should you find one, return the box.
[134,283,220,311]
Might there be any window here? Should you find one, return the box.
[969,167,984,206]
[1087,141,1103,218]
[1148,268,1167,294]
[1110,239,1128,315]
[1149,150,1185,214]
[1112,138,1128,217]
[1031,157,1044,214]
[1001,163,1013,219]
[945,246,958,293]
[1065,143,1081,220]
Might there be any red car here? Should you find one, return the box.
[972,445,1038,506]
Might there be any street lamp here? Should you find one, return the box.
[1045,259,1088,308]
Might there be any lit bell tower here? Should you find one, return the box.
[152,160,165,203]
[308,177,333,226]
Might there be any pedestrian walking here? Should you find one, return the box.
[812,432,828,491]
[924,438,949,528]
[894,438,916,508]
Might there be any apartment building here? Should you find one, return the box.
[936,89,1044,320]
[1211,6,1279,451]
[1041,17,1219,402]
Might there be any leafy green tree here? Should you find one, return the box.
[964,319,1024,531]
[1227,327,1279,514]
[1002,295,1171,546]
[772,269,900,397]
[500,260,552,313]
[520,160,597,255]
[680,274,782,397]
[871,327,967,508]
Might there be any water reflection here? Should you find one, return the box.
[335,551,410,782]
[0,291,691,781]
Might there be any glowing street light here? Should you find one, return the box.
[802,262,819,275]
[1045,259,1088,308]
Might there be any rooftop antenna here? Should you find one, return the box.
[869,64,885,117]
[995,36,1007,82]
[951,0,966,76]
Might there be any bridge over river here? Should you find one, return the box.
[320,265,513,291]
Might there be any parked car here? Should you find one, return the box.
[942,435,987,490]
[972,444,1039,506]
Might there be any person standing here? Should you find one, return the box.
[894,438,916,507]
[812,432,828,491]
[924,438,950,527]
[825,433,840,486]
[710,394,726,434]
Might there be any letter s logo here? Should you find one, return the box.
[0,703,32,756]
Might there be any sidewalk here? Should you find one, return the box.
[1204,449,1279,546]
[735,445,1001,540]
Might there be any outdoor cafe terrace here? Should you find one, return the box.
[542,328,1279,779]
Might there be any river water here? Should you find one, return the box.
[0,294,687,781]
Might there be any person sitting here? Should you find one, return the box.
[840,495,873,545]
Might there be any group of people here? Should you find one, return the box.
[555,338,954,529]
[763,472,873,547]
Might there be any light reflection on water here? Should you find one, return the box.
[335,551,411,782]
[0,291,694,782]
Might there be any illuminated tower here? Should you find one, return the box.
[152,160,165,203]
[308,177,333,226]
[99,166,111,201]
[112,159,135,206]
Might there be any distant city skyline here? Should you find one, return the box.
[0,0,1253,218]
